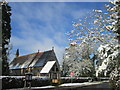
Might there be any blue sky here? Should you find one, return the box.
[9,2,107,64]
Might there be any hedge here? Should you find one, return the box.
[1,76,109,89]
[61,77,89,83]
[1,76,51,89]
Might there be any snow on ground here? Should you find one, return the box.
[9,86,55,90]
[60,81,108,87]
[30,85,55,89]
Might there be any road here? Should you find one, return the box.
[10,81,112,90]
[48,81,112,90]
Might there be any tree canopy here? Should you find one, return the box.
[62,0,120,78]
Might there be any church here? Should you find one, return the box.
[9,48,60,79]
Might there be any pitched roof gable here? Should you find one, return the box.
[10,50,53,69]
[40,61,56,73]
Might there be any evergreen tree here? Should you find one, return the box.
[1,1,11,75]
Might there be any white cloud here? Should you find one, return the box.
[10,2,91,63]
[11,35,65,63]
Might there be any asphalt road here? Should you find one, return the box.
[9,81,113,90]
[47,82,112,90]
[31,82,112,90]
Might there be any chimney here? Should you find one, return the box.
[16,49,19,57]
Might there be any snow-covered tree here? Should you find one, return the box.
[62,10,115,77]
[62,44,94,77]
[96,44,120,77]
[95,0,120,78]
[94,1,120,89]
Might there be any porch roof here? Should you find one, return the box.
[40,61,56,73]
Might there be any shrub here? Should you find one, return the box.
[31,77,51,87]
[61,77,89,84]
[1,76,51,89]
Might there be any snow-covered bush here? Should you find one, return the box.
[2,76,24,89]
[31,77,51,87]
[61,77,89,83]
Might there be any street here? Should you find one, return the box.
[10,81,112,90]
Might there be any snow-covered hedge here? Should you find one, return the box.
[31,76,51,87]
[1,76,51,89]
[61,77,89,83]
[61,77,109,84]
[2,76,24,89]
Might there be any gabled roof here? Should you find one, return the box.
[40,61,56,73]
[9,50,53,69]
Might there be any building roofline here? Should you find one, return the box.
[15,50,53,58]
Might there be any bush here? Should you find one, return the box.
[31,77,51,87]
[109,76,119,90]
[1,76,51,89]
[109,68,120,90]
[61,77,89,84]
[2,77,24,89]
[60,77,109,84]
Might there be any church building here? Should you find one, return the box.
[9,48,60,80]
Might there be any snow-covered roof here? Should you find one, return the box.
[40,61,56,73]
[10,50,54,69]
